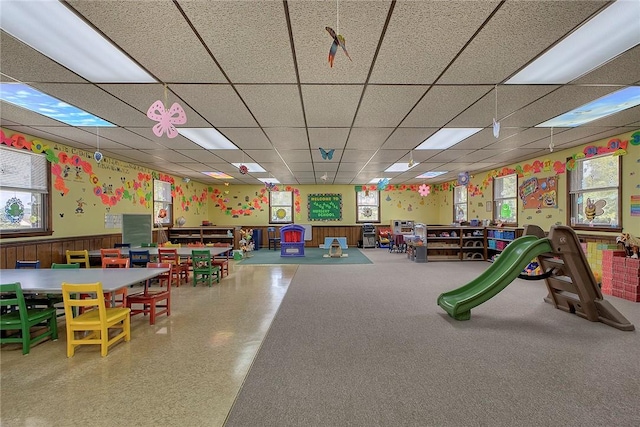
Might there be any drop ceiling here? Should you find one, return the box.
[1,0,639,185]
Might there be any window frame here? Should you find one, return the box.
[153,179,173,226]
[0,146,52,238]
[492,174,518,226]
[453,185,468,223]
[356,189,380,223]
[566,153,622,232]
[269,190,293,224]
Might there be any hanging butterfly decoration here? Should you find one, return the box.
[457,172,470,186]
[265,182,277,191]
[326,27,352,67]
[377,178,389,191]
[418,184,431,197]
[319,148,335,160]
[146,100,187,138]
[239,165,249,175]
[320,173,328,182]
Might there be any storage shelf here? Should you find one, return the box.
[169,226,237,248]
[426,226,486,261]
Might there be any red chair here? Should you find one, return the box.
[212,243,231,278]
[126,262,172,325]
[158,248,189,286]
[100,248,122,262]
[100,258,130,307]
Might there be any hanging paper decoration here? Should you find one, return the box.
[457,172,470,186]
[377,178,389,191]
[320,173,328,182]
[418,184,431,197]
[265,182,276,191]
[239,164,249,175]
[492,118,500,139]
[4,197,25,223]
[319,148,334,160]
[146,100,187,138]
[94,151,103,163]
[325,27,352,67]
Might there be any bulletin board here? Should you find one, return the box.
[519,176,558,209]
[308,193,342,221]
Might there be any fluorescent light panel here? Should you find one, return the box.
[258,178,280,184]
[0,83,115,127]
[232,163,266,173]
[385,162,419,173]
[0,0,155,83]
[506,1,640,84]
[417,171,448,179]
[368,178,389,184]
[416,128,482,150]
[178,128,238,150]
[202,172,234,179]
[537,86,640,127]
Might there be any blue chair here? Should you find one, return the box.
[129,250,151,268]
[114,243,131,249]
[15,260,40,269]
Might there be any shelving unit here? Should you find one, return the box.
[426,226,485,261]
[169,226,237,248]
[486,227,523,262]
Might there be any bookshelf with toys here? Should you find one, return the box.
[426,226,486,261]
[485,227,524,263]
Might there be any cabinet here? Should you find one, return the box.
[426,226,485,261]
[169,226,237,248]
[486,227,523,262]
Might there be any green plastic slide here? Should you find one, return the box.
[437,235,553,320]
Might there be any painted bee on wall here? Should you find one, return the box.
[585,198,606,221]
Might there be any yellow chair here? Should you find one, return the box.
[61,282,131,357]
[66,250,90,268]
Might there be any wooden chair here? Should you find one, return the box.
[0,282,58,355]
[100,248,122,262]
[66,250,90,268]
[15,260,41,269]
[100,258,129,308]
[61,282,130,357]
[126,262,172,325]
[212,243,231,278]
[128,249,150,268]
[114,243,131,249]
[51,263,80,269]
[158,248,189,287]
[15,260,63,310]
[267,227,280,250]
[192,250,220,287]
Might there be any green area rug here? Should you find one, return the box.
[238,247,373,265]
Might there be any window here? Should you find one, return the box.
[568,154,621,230]
[153,179,172,226]
[356,190,380,223]
[493,174,517,224]
[270,191,293,223]
[0,146,51,237]
[453,186,467,223]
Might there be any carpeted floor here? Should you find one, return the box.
[238,247,374,265]
[225,250,640,427]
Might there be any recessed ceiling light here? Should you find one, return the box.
[415,128,482,150]
[536,86,640,127]
[506,1,640,84]
[202,172,234,179]
[232,163,266,173]
[416,171,448,179]
[178,128,237,150]
[0,83,115,127]
[385,162,419,173]
[0,0,155,83]
[258,178,280,184]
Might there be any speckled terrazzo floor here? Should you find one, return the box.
[0,262,297,427]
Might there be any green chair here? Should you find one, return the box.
[51,263,80,269]
[192,250,220,287]
[0,282,58,355]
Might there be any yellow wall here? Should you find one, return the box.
[1,128,637,243]
[435,129,640,236]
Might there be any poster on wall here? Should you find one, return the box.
[308,193,342,221]
[519,176,558,209]
[631,195,640,217]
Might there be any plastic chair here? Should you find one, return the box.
[192,250,220,287]
[211,243,231,278]
[66,250,90,268]
[100,258,129,308]
[15,260,41,269]
[114,243,131,249]
[158,248,189,287]
[267,227,281,250]
[126,262,172,325]
[129,249,150,268]
[0,282,58,355]
[61,282,131,357]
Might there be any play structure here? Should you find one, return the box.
[437,225,634,331]
[280,224,305,257]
